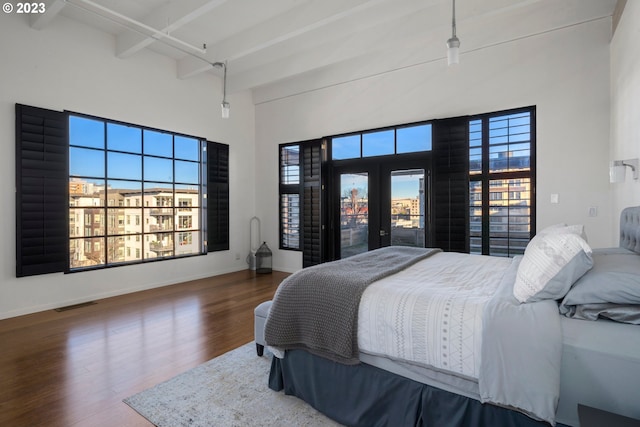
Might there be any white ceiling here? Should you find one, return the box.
[34,0,617,99]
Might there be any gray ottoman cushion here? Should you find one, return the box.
[254,300,272,356]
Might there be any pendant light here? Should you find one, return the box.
[446,0,460,66]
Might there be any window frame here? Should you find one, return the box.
[468,106,536,257]
[67,111,207,271]
[330,122,433,161]
[279,122,433,257]
[279,142,302,251]
[277,108,535,263]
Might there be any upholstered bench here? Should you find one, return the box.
[254,300,272,356]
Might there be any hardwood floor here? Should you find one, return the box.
[0,269,288,427]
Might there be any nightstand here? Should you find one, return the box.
[578,404,640,427]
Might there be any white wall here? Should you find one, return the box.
[256,18,614,273]
[0,15,255,319]
[610,1,640,232]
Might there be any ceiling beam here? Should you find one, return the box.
[219,0,389,63]
[222,0,447,88]
[176,0,400,79]
[116,0,229,58]
[228,14,424,94]
[30,0,66,30]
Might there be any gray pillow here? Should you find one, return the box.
[559,250,640,309]
[561,303,640,324]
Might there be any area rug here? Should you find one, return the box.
[124,342,342,427]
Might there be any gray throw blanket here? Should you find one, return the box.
[264,246,441,365]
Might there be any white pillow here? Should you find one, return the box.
[537,223,587,241]
[513,232,593,303]
[536,223,568,236]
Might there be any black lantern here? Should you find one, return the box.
[255,242,272,274]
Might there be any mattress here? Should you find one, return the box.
[556,316,640,426]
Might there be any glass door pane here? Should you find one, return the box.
[390,169,425,248]
[340,173,369,258]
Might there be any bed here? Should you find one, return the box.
[264,206,640,427]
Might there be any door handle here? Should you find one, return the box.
[379,230,387,236]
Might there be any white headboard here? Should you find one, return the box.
[620,206,640,254]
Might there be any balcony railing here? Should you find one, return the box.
[149,208,173,216]
[149,242,174,253]
[149,224,173,232]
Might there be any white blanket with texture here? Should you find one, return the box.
[358,252,512,379]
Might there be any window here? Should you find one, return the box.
[279,144,301,250]
[178,198,192,211]
[281,194,300,249]
[178,216,193,229]
[68,114,207,270]
[16,104,229,277]
[278,140,323,267]
[362,130,394,157]
[331,123,432,160]
[178,232,193,246]
[397,125,432,153]
[276,109,532,264]
[332,135,360,160]
[281,125,432,261]
[469,108,535,257]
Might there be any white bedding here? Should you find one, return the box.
[358,252,562,425]
[358,252,512,379]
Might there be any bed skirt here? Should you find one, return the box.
[269,350,562,427]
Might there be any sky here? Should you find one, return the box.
[69,115,201,190]
[332,124,432,160]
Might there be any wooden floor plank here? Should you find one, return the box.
[0,269,287,427]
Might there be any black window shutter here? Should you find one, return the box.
[207,141,229,252]
[432,117,469,253]
[15,104,68,277]
[302,140,323,267]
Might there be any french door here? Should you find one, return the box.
[333,157,430,259]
